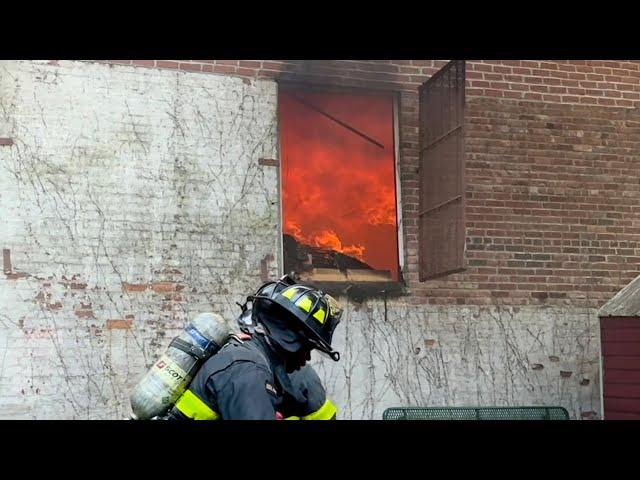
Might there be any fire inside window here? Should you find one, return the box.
[279,89,400,283]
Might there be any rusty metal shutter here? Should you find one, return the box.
[418,60,466,281]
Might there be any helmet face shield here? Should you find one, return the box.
[237,308,255,333]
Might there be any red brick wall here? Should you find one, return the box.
[100,60,640,308]
[451,98,638,308]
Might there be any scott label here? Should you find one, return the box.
[153,355,190,388]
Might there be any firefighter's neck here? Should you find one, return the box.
[261,332,286,362]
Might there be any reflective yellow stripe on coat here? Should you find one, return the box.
[174,389,220,420]
[285,399,338,420]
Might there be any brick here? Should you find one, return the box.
[540,62,560,70]
[262,61,287,71]
[179,63,202,72]
[213,65,237,74]
[106,319,133,330]
[484,89,502,97]
[6,272,28,280]
[258,158,278,166]
[132,60,155,68]
[152,282,179,293]
[597,97,616,106]
[473,63,494,73]
[123,283,148,292]
[493,65,512,74]
[156,60,180,69]
[237,68,257,76]
[238,61,262,69]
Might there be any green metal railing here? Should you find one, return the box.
[382,406,570,420]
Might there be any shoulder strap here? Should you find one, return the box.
[170,337,209,361]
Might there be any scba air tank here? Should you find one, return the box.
[129,312,234,420]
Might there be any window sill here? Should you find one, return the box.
[303,280,407,303]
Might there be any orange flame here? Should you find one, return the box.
[342,244,366,260]
[313,230,366,261]
[365,189,397,226]
[280,90,399,280]
[285,219,306,243]
[313,230,342,251]
[284,224,367,262]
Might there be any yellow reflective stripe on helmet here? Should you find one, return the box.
[282,287,299,300]
[174,389,220,420]
[296,296,313,312]
[313,308,326,324]
[284,415,301,420]
[300,399,338,420]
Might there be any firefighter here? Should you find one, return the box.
[166,276,342,420]
[285,365,337,420]
[237,292,338,420]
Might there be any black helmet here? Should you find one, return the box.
[249,276,342,361]
[237,274,297,332]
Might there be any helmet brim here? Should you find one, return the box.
[270,296,340,361]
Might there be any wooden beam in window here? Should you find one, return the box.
[288,94,385,149]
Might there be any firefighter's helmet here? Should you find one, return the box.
[250,276,342,361]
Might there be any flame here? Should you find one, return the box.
[313,230,342,251]
[285,219,305,243]
[342,244,366,260]
[280,90,399,280]
[313,230,366,261]
[365,189,398,226]
[284,224,367,262]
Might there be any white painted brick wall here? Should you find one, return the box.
[0,60,280,419]
[313,303,601,420]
